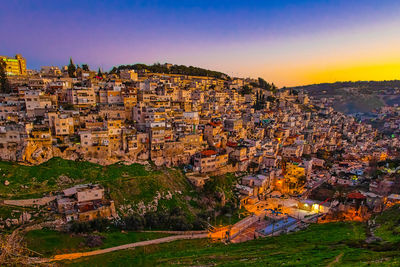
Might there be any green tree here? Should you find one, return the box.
[0,61,11,93]
[111,63,229,79]
[82,64,89,71]
[258,77,271,90]
[254,91,266,110]
[239,85,252,95]
[257,77,277,92]
[267,96,276,102]
[97,68,103,77]
[271,83,278,92]
[68,57,76,78]
[123,214,145,230]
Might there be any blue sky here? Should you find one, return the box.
[2,0,400,85]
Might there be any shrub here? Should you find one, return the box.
[123,214,145,230]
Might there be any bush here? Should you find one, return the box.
[85,235,105,247]
[70,209,207,234]
[89,218,109,232]
[168,216,192,231]
[70,221,91,233]
[144,212,161,229]
[192,218,207,230]
[70,218,110,233]
[123,214,145,230]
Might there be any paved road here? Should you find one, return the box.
[39,233,208,263]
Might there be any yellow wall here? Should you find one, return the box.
[0,54,27,76]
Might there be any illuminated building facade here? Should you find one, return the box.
[0,54,27,76]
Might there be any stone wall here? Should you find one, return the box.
[4,196,56,207]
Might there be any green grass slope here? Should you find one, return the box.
[0,158,196,216]
[374,205,400,243]
[24,229,170,257]
[66,207,400,266]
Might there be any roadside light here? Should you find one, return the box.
[312,204,319,211]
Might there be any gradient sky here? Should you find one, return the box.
[2,0,400,86]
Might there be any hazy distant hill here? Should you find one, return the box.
[290,80,400,114]
[290,80,400,92]
[110,63,229,80]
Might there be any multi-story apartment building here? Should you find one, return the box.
[0,54,27,76]
[67,87,96,106]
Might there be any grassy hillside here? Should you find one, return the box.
[60,206,400,266]
[0,158,198,219]
[290,80,400,92]
[66,220,400,266]
[0,158,148,199]
[374,205,400,243]
[334,94,385,114]
[0,158,246,234]
[25,229,170,257]
[290,80,400,114]
[0,158,186,198]
[8,159,398,266]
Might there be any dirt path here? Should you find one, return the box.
[36,233,208,263]
[327,252,343,267]
[139,230,207,234]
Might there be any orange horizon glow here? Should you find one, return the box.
[3,1,400,87]
[263,61,400,87]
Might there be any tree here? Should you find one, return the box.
[68,57,76,78]
[144,212,160,229]
[258,77,271,90]
[97,68,103,77]
[257,77,277,92]
[267,96,276,102]
[239,85,252,95]
[111,63,229,79]
[123,214,145,230]
[254,91,266,110]
[0,61,11,94]
[70,221,91,233]
[82,64,89,71]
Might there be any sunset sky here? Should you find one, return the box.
[2,0,400,86]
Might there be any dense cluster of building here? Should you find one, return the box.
[1,54,400,224]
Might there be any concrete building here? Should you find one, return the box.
[0,54,27,76]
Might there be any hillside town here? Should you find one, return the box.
[1,54,400,244]
[3,0,400,264]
